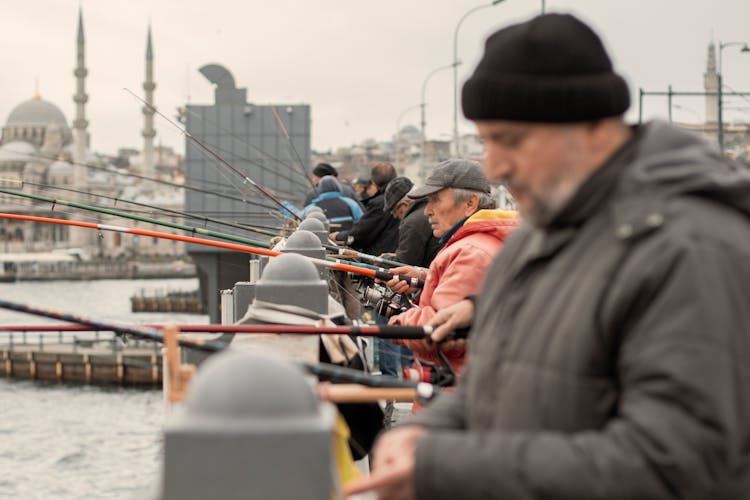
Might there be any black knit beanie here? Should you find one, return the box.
[462,13,630,122]
[313,163,338,177]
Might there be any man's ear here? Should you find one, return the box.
[466,193,480,211]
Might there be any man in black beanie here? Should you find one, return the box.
[348,13,750,500]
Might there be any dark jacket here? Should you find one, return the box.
[335,190,399,256]
[395,198,441,268]
[410,121,750,499]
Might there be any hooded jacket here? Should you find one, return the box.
[302,177,363,231]
[391,209,518,373]
[410,121,750,499]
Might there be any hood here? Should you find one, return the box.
[624,121,750,217]
[318,175,342,193]
[447,209,519,246]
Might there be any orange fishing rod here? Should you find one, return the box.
[0,213,424,287]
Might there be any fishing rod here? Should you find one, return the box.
[0,187,274,249]
[0,188,387,275]
[181,105,312,190]
[0,212,424,286]
[325,247,413,270]
[125,89,302,221]
[0,297,436,396]
[0,323,434,339]
[0,179,281,243]
[185,140,307,200]
[5,177,285,238]
[0,297,219,353]
[1,148,280,212]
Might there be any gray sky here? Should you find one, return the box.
[1,0,749,156]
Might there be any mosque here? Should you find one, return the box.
[0,9,183,259]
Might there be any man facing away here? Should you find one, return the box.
[332,162,399,257]
[301,175,363,232]
[347,13,750,500]
[304,162,360,206]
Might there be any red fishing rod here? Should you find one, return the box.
[0,213,424,287]
[0,297,438,396]
[125,88,302,221]
[0,323,433,339]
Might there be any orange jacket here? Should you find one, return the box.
[391,209,518,374]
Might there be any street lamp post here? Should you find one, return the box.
[717,41,750,154]
[421,62,455,178]
[453,0,506,157]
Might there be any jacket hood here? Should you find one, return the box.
[625,121,750,217]
[318,175,342,193]
[447,209,519,246]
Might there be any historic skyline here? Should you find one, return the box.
[0,0,748,156]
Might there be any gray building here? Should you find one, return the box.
[184,64,311,321]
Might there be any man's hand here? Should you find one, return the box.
[344,425,426,500]
[383,266,423,295]
[428,299,475,349]
[330,231,340,240]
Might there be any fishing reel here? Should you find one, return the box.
[403,349,456,387]
[356,278,414,319]
[401,327,471,387]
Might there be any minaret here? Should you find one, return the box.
[704,42,719,124]
[72,6,89,184]
[142,25,156,178]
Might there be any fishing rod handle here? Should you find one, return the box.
[364,325,428,339]
[373,270,425,289]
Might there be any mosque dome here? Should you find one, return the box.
[0,141,37,162]
[48,159,73,176]
[6,97,68,127]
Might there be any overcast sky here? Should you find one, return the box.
[1,0,749,156]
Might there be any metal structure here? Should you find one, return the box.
[184,64,311,321]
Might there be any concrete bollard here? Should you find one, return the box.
[282,230,327,280]
[305,210,330,232]
[254,253,328,314]
[296,218,328,246]
[158,350,337,500]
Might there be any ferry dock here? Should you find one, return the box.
[0,331,162,386]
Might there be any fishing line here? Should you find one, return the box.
[0,148,279,211]
[182,106,312,189]
[125,89,301,221]
[270,106,315,187]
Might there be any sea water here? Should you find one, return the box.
[0,278,207,499]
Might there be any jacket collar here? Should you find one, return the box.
[439,217,468,246]
[405,198,428,218]
[522,126,643,262]
[544,126,641,230]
